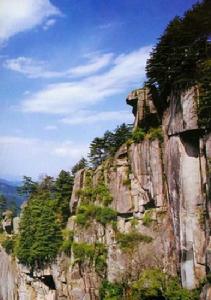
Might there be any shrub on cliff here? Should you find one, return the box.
[99,280,124,300]
[76,204,117,226]
[73,242,107,276]
[60,229,74,255]
[131,128,145,143]
[2,235,16,254]
[116,231,153,251]
[132,269,200,300]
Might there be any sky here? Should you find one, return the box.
[0,0,198,181]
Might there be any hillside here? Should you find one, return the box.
[0,179,25,207]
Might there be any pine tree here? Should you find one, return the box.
[54,170,74,226]
[71,157,88,175]
[16,190,62,268]
[18,176,38,197]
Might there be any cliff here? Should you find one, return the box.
[0,86,210,299]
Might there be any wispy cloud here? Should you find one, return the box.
[98,22,124,30]
[44,125,58,130]
[43,18,56,30]
[20,46,151,114]
[67,53,113,77]
[61,110,133,125]
[0,135,88,179]
[0,0,61,43]
[3,57,62,78]
[4,53,113,78]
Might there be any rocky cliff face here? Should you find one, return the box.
[0,86,210,299]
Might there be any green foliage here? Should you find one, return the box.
[77,177,113,206]
[142,210,153,227]
[95,206,117,225]
[131,128,145,143]
[99,280,124,300]
[2,236,16,254]
[89,123,132,167]
[132,269,200,300]
[131,127,163,144]
[17,176,38,197]
[0,194,7,216]
[95,183,113,206]
[54,170,74,226]
[146,0,211,128]
[76,204,97,226]
[73,242,95,263]
[73,242,107,275]
[71,157,88,175]
[130,218,139,228]
[145,127,163,142]
[7,200,19,217]
[122,178,131,187]
[116,231,153,251]
[132,269,166,299]
[16,185,62,268]
[76,204,117,226]
[60,230,74,255]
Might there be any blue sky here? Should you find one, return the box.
[0,0,197,180]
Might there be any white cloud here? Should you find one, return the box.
[67,53,113,77]
[4,53,113,78]
[61,110,133,125]
[0,135,88,179]
[4,57,62,78]
[44,125,58,130]
[43,18,56,30]
[0,0,61,43]
[53,141,87,158]
[20,46,151,114]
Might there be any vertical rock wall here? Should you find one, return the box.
[163,87,210,289]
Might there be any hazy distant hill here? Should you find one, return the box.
[0,178,25,207]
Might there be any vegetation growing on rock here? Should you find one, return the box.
[116,231,153,251]
[54,170,74,226]
[1,235,16,255]
[142,209,154,227]
[76,204,117,226]
[71,157,88,175]
[60,229,74,255]
[73,242,107,276]
[131,127,163,143]
[132,269,200,300]
[146,0,211,128]
[14,172,73,268]
[99,280,124,300]
[16,189,62,268]
[88,123,132,167]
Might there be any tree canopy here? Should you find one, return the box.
[16,189,62,268]
[146,0,211,128]
[15,171,74,268]
[71,157,88,175]
[88,123,132,167]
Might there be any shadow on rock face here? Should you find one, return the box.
[180,130,200,158]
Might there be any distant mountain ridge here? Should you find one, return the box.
[0,178,25,207]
